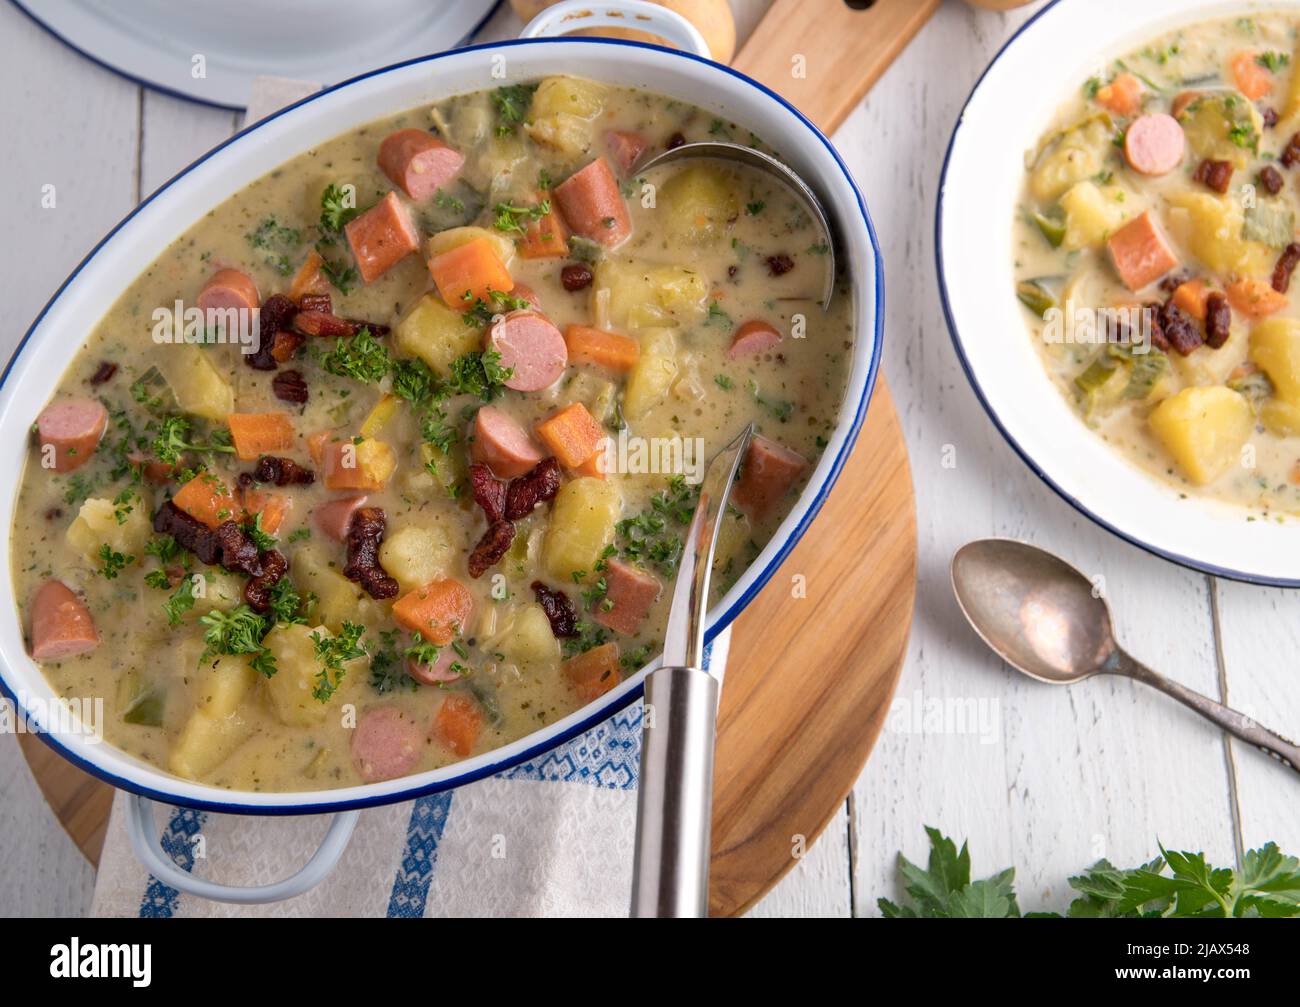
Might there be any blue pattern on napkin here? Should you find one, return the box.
[386,792,454,918]
[138,806,207,918]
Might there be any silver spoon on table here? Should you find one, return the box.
[636,141,837,310]
[630,422,754,918]
[951,538,1300,778]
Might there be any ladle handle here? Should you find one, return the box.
[1123,657,1300,777]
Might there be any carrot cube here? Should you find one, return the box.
[427,237,514,309]
[344,191,420,284]
[517,200,570,259]
[564,325,640,373]
[239,487,289,535]
[289,248,330,300]
[1107,211,1179,291]
[1231,51,1274,101]
[535,402,604,470]
[393,579,475,645]
[226,412,296,461]
[433,693,483,757]
[1171,280,1210,322]
[321,438,397,491]
[1227,278,1289,318]
[1095,73,1142,117]
[171,473,241,529]
[562,642,622,704]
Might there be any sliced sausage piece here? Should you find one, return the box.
[733,435,809,520]
[29,580,99,660]
[1107,211,1180,292]
[472,405,545,479]
[486,310,568,391]
[406,649,460,686]
[604,130,648,174]
[594,560,662,636]
[37,398,108,474]
[1123,114,1185,176]
[350,707,424,783]
[377,129,465,201]
[1171,90,1204,119]
[197,268,260,325]
[344,191,421,284]
[311,493,368,542]
[553,157,631,248]
[728,319,783,360]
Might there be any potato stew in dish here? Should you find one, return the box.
[13,77,849,792]
[1014,11,1300,513]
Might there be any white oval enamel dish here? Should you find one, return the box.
[0,28,882,842]
[9,0,504,109]
[939,0,1300,586]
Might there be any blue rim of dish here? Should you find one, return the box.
[935,0,1298,590]
[0,35,884,815]
[6,0,507,111]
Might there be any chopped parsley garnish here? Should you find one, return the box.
[199,605,274,677]
[747,379,795,423]
[705,301,734,329]
[493,199,551,234]
[318,183,361,238]
[462,290,532,328]
[149,415,236,466]
[444,349,513,401]
[163,575,197,625]
[244,511,277,551]
[310,620,366,701]
[245,215,302,275]
[745,200,766,216]
[715,374,734,391]
[317,328,391,384]
[97,543,134,580]
[1257,51,1290,72]
[615,475,699,577]
[492,83,537,135]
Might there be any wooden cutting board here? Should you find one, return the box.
[20,0,924,916]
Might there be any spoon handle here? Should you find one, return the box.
[1122,656,1300,776]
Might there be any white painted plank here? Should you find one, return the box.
[140,89,238,196]
[1212,582,1300,857]
[0,0,140,917]
[844,0,1237,915]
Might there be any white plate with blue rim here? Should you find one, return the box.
[938,0,1300,586]
[9,0,504,110]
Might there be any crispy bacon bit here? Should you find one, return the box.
[1158,270,1194,295]
[1282,133,1300,168]
[765,253,795,277]
[298,292,332,314]
[468,520,515,578]
[1259,165,1286,196]
[44,506,63,521]
[1273,242,1300,293]
[246,294,298,370]
[244,550,288,612]
[293,310,390,339]
[343,506,399,600]
[1159,302,1203,356]
[1193,159,1233,194]
[666,131,686,150]
[272,369,309,404]
[1144,303,1170,352]
[88,361,117,386]
[561,263,594,291]
[1204,292,1232,349]
[293,310,355,339]
[213,520,264,579]
[505,457,561,521]
[250,455,315,486]
[1264,107,1280,130]
[469,463,507,523]
[531,581,578,637]
[270,329,305,363]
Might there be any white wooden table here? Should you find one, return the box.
[2,0,1297,918]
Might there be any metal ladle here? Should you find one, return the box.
[951,538,1300,778]
[637,141,838,310]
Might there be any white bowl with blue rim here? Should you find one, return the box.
[0,0,883,900]
[938,0,1300,587]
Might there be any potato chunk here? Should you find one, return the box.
[1059,181,1130,250]
[293,544,386,631]
[499,603,560,665]
[156,345,234,421]
[623,328,679,421]
[1167,191,1273,278]
[65,496,151,562]
[659,164,740,245]
[1249,317,1300,401]
[426,226,515,267]
[169,653,257,779]
[544,477,621,578]
[380,524,455,594]
[525,77,605,155]
[263,623,343,726]
[1179,92,1263,170]
[1029,114,1114,202]
[396,293,483,376]
[594,257,708,330]
[1148,386,1253,485]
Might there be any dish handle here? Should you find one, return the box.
[124,794,360,905]
[519,0,712,59]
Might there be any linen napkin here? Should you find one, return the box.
[89,634,728,917]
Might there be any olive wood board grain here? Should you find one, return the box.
[21,0,922,916]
